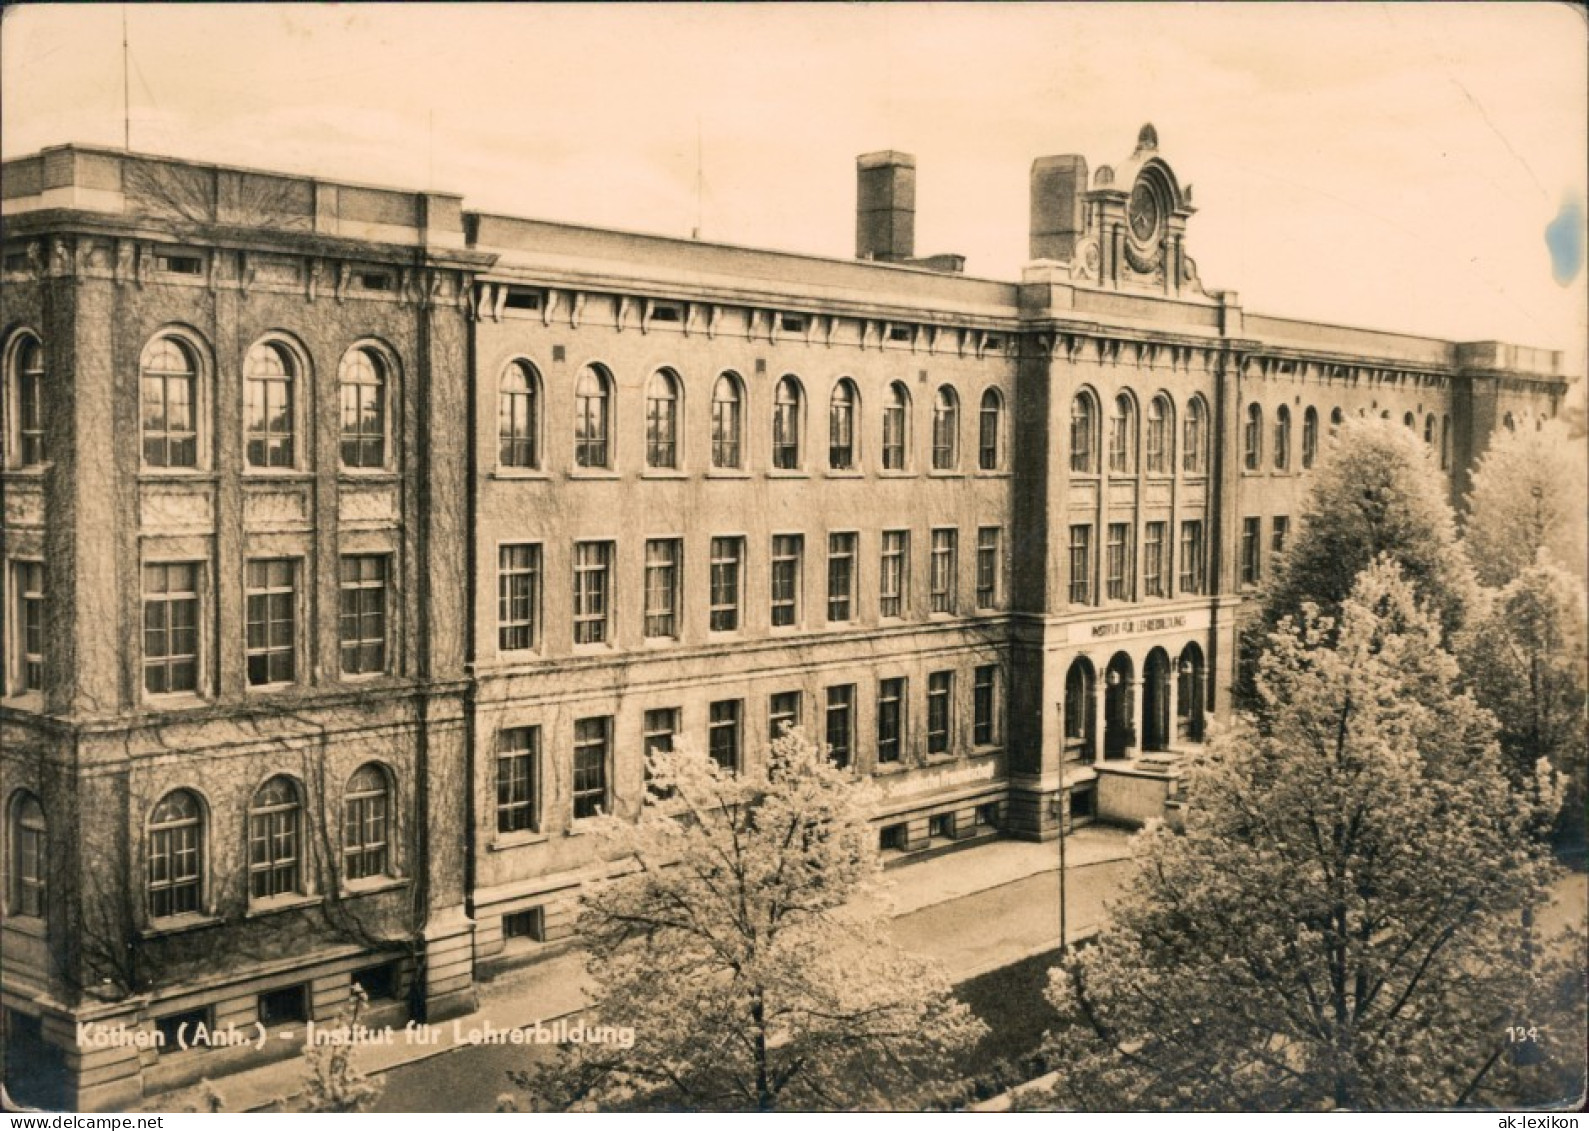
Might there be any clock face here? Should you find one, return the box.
[1129,181,1161,243]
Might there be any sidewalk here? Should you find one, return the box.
[144,826,1138,1113]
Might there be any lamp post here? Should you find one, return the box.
[1056,701,1069,956]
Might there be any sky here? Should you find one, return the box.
[3,3,1585,374]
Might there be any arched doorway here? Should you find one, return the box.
[1177,642,1206,742]
[1104,652,1135,760]
[1063,657,1096,764]
[1142,648,1172,752]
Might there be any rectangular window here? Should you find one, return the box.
[1143,522,1166,599]
[503,908,546,942]
[497,726,539,834]
[825,685,855,768]
[769,690,801,739]
[498,544,541,653]
[709,699,742,772]
[1068,525,1092,606]
[573,541,613,645]
[155,1008,210,1054]
[353,962,400,1001]
[1179,521,1205,595]
[880,530,909,619]
[643,706,679,781]
[973,665,999,746]
[770,534,802,628]
[245,559,297,687]
[1272,516,1290,559]
[827,532,857,623]
[709,537,743,632]
[258,985,308,1027]
[1106,523,1132,602]
[643,538,681,640]
[928,813,954,840]
[143,562,201,696]
[930,529,958,614]
[339,555,388,675]
[11,561,44,693]
[975,527,1000,610]
[877,677,906,764]
[573,717,610,820]
[926,671,953,756]
[1241,517,1261,587]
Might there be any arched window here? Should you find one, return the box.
[339,347,388,469]
[932,386,959,470]
[1423,414,1436,447]
[148,790,203,919]
[499,360,539,469]
[1331,407,1344,431]
[1502,411,1516,433]
[248,776,303,900]
[141,336,199,468]
[978,389,1003,471]
[882,382,910,471]
[1302,407,1319,469]
[772,377,803,469]
[574,364,612,469]
[1243,403,1263,471]
[645,369,680,469]
[1063,659,1095,762]
[1440,415,1452,470]
[343,764,391,882]
[1273,405,1291,471]
[1145,395,1173,474]
[1108,394,1136,474]
[244,341,296,469]
[8,791,45,918]
[712,373,744,469]
[7,333,45,467]
[829,380,857,470]
[1403,412,1416,431]
[1070,391,1098,474]
[1182,396,1207,475]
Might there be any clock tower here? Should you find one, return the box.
[1029,123,1204,297]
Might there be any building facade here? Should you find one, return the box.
[0,126,1569,1109]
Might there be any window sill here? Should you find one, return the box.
[640,470,688,480]
[491,469,550,481]
[339,470,399,484]
[2,692,45,712]
[244,893,322,919]
[138,470,216,483]
[242,469,314,482]
[925,752,956,765]
[641,636,681,649]
[567,470,620,481]
[873,761,906,775]
[245,680,303,697]
[824,468,863,479]
[878,470,917,480]
[140,912,222,939]
[489,832,549,852]
[142,692,211,711]
[4,916,46,938]
[975,469,1013,478]
[340,876,410,899]
[766,470,809,480]
[571,641,616,655]
[1,465,50,478]
[705,469,751,480]
[926,470,965,479]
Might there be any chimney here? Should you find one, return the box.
[855,151,915,262]
[1030,154,1089,261]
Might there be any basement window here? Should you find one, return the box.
[503,907,546,942]
[928,813,954,840]
[975,802,999,829]
[879,824,908,852]
[154,1007,211,1054]
[352,962,399,1002]
[258,984,309,1026]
